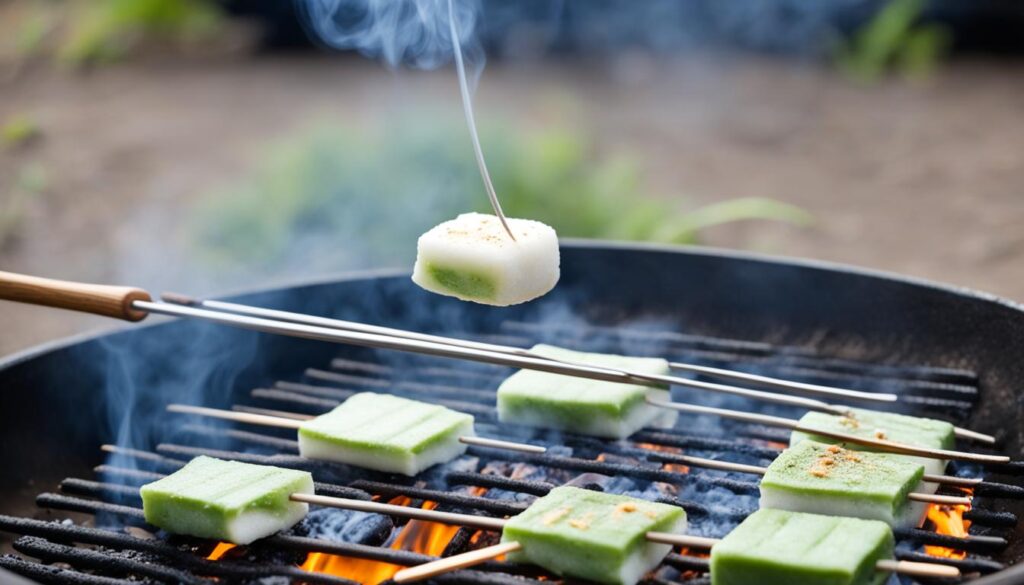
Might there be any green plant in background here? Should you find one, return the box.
[190,118,811,276]
[2,114,41,149]
[834,0,951,83]
[58,0,223,65]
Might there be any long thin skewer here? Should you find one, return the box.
[387,528,958,584]
[447,0,515,241]
[136,299,845,414]
[647,398,1007,464]
[162,294,899,407]
[166,404,545,455]
[166,404,979,495]
[158,294,994,445]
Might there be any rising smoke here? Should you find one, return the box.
[297,0,485,76]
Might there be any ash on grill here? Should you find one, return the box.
[0,321,1017,585]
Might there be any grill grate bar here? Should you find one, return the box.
[13,536,211,585]
[0,555,134,585]
[0,515,355,585]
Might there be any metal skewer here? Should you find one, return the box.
[166,404,546,454]
[137,299,844,414]
[159,293,994,445]
[0,270,995,442]
[647,398,1008,463]
[163,294,900,406]
[166,404,980,494]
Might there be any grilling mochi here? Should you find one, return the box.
[497,344,678,439]
[759,441,929,529]
[297,391,475,476]
[791,407,955,475]
[501,486,687,585]
[710,509,895,585]
[140,456,313,544]
[412,212,560,306]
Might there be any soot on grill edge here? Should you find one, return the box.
[0,311,1015,585]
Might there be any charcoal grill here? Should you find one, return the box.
[2,241,1024,585]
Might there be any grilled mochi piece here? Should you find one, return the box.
[759,441,928,529]
[502,486,686,585]
[710,509,894,585]
[496,344,677,439]
[140,456,313,545]
[297,392,474,476]
[790,407,955,475]
[411,212,560,306]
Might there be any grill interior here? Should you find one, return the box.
[1,316,1020,584]
[3,244,1024,585]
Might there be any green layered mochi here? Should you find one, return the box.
[297,392,474,476]
[140,456,314,544]
[496,344,677,439]
[791,408,955,475]
[502,486,686,585]
[760,441,927,528]
[711,509,894,585]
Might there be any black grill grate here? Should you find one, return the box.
[0,320,1016,584]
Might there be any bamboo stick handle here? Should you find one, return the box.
[0,271,151,321]
[393,541,523,583]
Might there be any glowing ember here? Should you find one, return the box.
[924,492,972,559]
[206,542,237,560]
[637,442,689,473]
[299,497,464,584]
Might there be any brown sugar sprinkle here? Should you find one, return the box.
[839,415,861,429]
[874,430,888,440]
[810,467,829,478]
[819,456,835,466]
[613,502,638,517]
[542,507,571,526]
[569,513,594,530]
[826,445,842,454]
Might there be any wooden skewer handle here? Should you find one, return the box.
[393,541,523,583]
[0,271,151,321]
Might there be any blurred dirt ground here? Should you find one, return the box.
[1,53,1023,355]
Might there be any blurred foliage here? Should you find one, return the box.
[1,115,41,149]
[2,0,224,67]
[190,119,811,274]
[834,0,951,83]
[0,162,47,250]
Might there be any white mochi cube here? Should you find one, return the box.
[412,213,559,306]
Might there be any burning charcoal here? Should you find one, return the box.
[412,212,560,306]
[760,442,929,529]
[497,344,677,439]
[791,408,955,475]
[297,392,474,476]
[140,456,314,545]
[709,509,894,585]
[501,486,686,585]
[301,508,394,545]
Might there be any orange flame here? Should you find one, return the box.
[206,542,237,560]
[299,497,463,584]
[924,499,972,559]
[636,442,689,473]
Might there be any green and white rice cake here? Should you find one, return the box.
[496,344,677,439]
[412,212,560,306]
[760,441,928,529]
[502,486,686,585]
[791,408,955,475]
[298,392,475,476]
[710,509,894,585]
[140,456,314,545]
